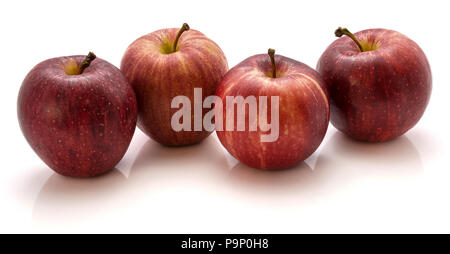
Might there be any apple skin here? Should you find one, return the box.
[17,56,138,178]
[317,29,432,142]
[121,28,228,146]
[216,54,329,170]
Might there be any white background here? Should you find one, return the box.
[0,0,449,233]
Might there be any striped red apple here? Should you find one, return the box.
[121,23,228,146]
[215,49,329,170]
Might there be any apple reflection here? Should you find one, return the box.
[226,162,316,205]
[128,135,230,184]
[32,169,127,230]
[314,132,423,185]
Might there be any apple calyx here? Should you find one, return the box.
[79,52,97,74]
[268,48,276,78]
[335,27,364,52]
[173,23,190,52]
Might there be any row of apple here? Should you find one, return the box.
[17,23,431,177]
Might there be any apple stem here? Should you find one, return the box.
[268,48,276,78]
[335,27,364,52]
[79,52,97,74]
[173,23,190,52]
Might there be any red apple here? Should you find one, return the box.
[17,53,138,178]
[317,27,432,142]
[215,49,329,170]
[121,23,228,146]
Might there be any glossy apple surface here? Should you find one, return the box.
[121,24,228,146]
[18,55,137,177]
[216,51,329,170]
[317,28,432,142]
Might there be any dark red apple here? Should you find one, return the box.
[317,27,432,142]
[215,49,329,170]
[17,52,138,178]
[121,23,228,146]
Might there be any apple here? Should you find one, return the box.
[17,52,138,178]
[215,49,329,170]
[121,23,228,146]
[317,27,432,142]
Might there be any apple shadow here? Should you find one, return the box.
[128,135,230,182]
[32,168,127,230]
[313,132,424,192]
[30,129,426,230]
[226,162,318,204]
